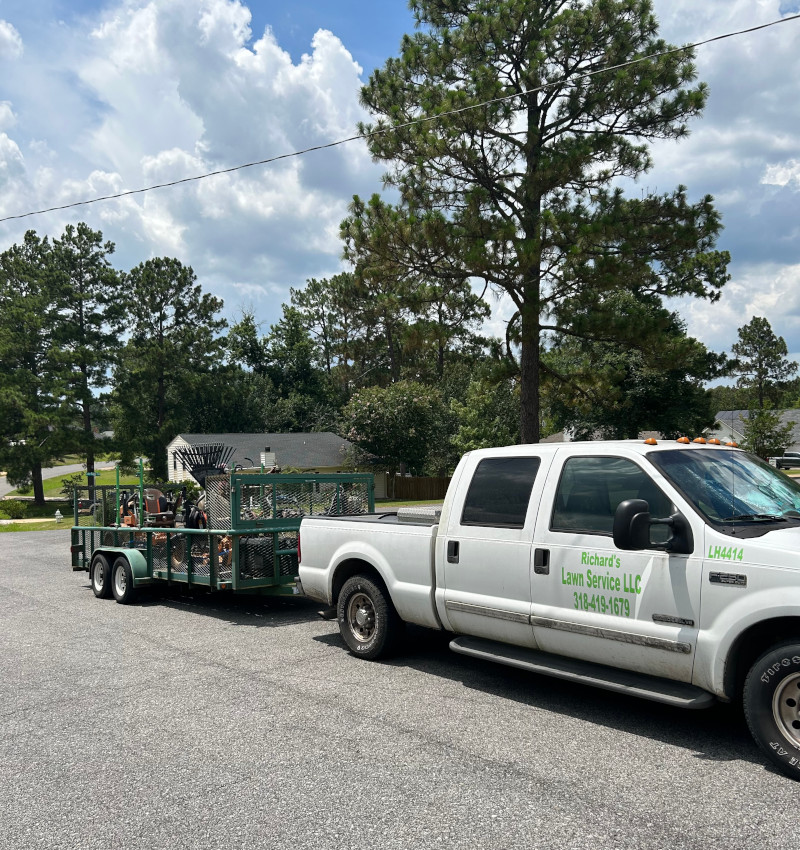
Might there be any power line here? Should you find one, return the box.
[2,12,799,225]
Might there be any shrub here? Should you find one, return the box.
[1,500,26,519]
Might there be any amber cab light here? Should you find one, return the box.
[677,437,690,444]
[693,437,707,444]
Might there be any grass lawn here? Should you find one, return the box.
[6,469,142,499]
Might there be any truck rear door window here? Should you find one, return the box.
[461,457,540,528]
[551,456,673,536]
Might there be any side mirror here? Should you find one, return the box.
[613,499,694,555]
[613,499,651,550]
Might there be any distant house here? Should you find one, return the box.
[710,410,800,451]
[167,432,378,489]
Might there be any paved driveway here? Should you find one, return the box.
[1,531,798,850]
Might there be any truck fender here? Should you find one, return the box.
[327,540,441,630]
[694,588,800,698]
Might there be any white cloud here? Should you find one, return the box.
[0,101,16,132]
[0,20,23,60]
[762,159,800,188]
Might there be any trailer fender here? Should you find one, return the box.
[93,548,152,586]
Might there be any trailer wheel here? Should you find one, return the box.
[111,556,138,605]
[90,554,112,599]
[743,642,800,780]
[337,575,400,660]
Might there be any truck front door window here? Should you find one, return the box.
[551,456,673,540]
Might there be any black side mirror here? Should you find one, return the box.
[613,499,694,555]
[613,499,651,550]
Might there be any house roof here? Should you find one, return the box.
[169,432,354,470]
[713,410,800,447]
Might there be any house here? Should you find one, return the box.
[166,432,389,495]
[710,410,800,451]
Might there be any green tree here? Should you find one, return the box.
[450,376,520,454]
[354,0,728,442]
[110,258,227,480]
[542,294,725,438]
[340,381,445,492]
[0,231,68,504]
[52,223,123,487]
[741,407,795,461]
[731,316,797,409]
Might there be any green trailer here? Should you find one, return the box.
[70,470,374,603]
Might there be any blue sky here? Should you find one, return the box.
[1,0,799,372]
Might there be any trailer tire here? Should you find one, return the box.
[743,642,800,780]
[90,554,112,599]
[111,556,138,605]
[337,575,400,660]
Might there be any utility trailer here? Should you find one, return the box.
[70,471,374,603]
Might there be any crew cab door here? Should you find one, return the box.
[532,452,702,683]
[438,454,548,649]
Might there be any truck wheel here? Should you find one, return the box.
[743,642,800,780]
[111,556,138,605]
[337,575,400,660]
[90,554,112,599]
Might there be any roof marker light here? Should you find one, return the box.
[707,438,721,445]
[693,437,707,444]
[644,438,658,445]
[677,437,690,444]
[725,441,739,448]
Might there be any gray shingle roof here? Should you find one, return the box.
[713,410,800,448]
[172,433,353,470]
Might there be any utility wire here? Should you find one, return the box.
[2,12,799,224]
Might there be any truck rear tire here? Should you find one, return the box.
[90,554,112,599]
[111,556,138,605]
[337,575,400,660]
[743,642,800,780]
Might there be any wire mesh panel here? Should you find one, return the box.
[239,532,298,579]
[205,476,232,530]
[73,485,119,527]
[149,531,228,582]
[232,474,374,529]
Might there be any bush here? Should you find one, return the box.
[1,500,27,519]
[0,510,10,520]
[60,472,86,501]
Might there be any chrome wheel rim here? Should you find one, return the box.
[346,592,375,643]
[773,672,800,746]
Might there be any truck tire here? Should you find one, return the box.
[111,556,138,605]
[337,575,400,660]
[743,642,800,780]
[90,554,112,599]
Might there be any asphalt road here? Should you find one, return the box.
[1,532,798,850]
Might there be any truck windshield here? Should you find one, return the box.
[648,449,800,526]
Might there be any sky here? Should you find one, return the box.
[1,0,800,373]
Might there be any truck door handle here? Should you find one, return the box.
[534,548,550,575]
[447,540,460,564]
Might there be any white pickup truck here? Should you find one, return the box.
[298,439,800,779]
